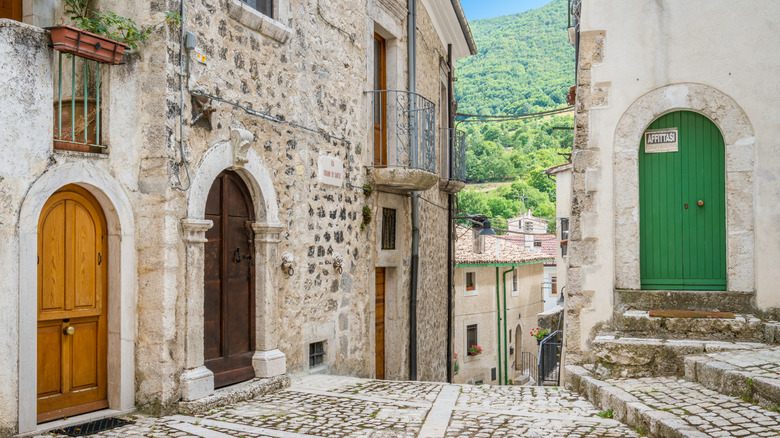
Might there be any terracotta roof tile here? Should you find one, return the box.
[455,226,552,265]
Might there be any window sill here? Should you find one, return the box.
[226,0,292,44]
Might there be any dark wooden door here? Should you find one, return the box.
[0,0,22,21]
[639,111,726,290]
[375,268,385,379]
[204,171,256,388]
[37,185,108,423]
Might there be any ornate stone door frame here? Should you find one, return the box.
[613,83,755,292]
[180,128,286,401]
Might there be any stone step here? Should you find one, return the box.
[615,310,765,342]
[684,345,780,411]
[615,289,756,314]
[565,365,780,438]
[591,334,765,379]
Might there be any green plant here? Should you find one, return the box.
[467,344,483,356]
[64,0,181,50]
[596,409,614,419]
[360,206,371,230]
[362,183,373,197]
[453,352,460,375]
[530,327,550,340]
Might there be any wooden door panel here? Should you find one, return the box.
[70,319,99,390]
[37,322,62,396]
[375,268,385,380]
[38,186,107,423]
[40,202,66,314]
[203,171,255,388]
[0,0,22,21]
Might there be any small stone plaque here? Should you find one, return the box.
[318,155,344,187]
[644,128,678,153]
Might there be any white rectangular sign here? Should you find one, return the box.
[644,128,678,153]
[318,155,344,187]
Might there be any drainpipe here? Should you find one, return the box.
[502,266,516,385]
[495,267,501,385]
[445,43,454,383]
[407,0,419,381]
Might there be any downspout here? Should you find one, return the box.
[407,0,419,381]
[502,266,515,385]
[445,43,454,383]
[495,267,501,385]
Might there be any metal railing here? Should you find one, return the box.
[517,351,538,384]
[538,330,562,386]
[367,90,436,173]
[439,128,466,182]
[54,52,105,152]
[568,0,581,29]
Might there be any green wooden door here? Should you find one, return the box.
[639,111,726,290]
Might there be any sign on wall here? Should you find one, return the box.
[318,155,344,187]
[644,128,678,153]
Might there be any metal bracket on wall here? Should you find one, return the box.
[191,94,216,130]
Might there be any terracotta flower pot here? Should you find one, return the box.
[47,25,129,65]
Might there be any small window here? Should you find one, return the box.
[465,272,476,294]
[491,367,497,381]
[466,324,478,356]
[309,341,325,368]
[560,218,569,240]
[381,208,396,250]
[534,241,542,248]
[551,276,558,295]
[512,269,518,292]
[240,0,273,17]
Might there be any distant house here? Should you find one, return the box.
[453,224,551,385]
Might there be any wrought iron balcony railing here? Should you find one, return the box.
[451,128,466,182]
[367,90,436,174]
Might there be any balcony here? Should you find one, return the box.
[438,128,467,194]
[367,90,438,193]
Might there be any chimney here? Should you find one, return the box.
[471,214,487,254]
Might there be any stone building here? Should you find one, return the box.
[0,0,476,433]
[453,225,549,386]
[564,0,780,372]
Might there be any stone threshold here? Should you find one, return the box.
[565,365,708,438]
[15,408,135,437]
[178,374,290,415]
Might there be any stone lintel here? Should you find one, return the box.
[252,222,285,242]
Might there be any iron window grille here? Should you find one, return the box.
[54,53,106,152]
[466,324,478,356]
[381,208,396,250]
[309,341,325,368]
[240,0,273,17]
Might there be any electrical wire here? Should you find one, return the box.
[455,105,574,122]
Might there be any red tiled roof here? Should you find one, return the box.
[455,226,552,265]
[534,234,558,266]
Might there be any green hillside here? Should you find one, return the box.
[454,0,574,116]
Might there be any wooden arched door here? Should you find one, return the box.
[639,111,726,290]
[204,171,256,387]
[37,185,108,423]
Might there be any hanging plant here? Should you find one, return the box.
[360,206,371,231]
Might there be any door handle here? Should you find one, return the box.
[697,200,704,207]
[63,326,75,335]
[234,247,253,263]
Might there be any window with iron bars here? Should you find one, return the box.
[309,341,325,368]
[381,208,396,250]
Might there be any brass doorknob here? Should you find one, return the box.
[697,200,704,207]
[63,326,75,335]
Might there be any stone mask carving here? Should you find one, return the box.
[230,127,254,166]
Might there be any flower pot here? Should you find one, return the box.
[47,25,129,65]
[53,97,100,152]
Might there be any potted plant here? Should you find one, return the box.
[467,344,483,356]
[453,353,459,375]
[531,327,550,344]
[47,0,180,64]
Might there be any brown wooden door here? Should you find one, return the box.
[373,33,387,167]
[204,171,256,388]
[37,185,108,423]
[0,0,22,21]
[375,268,385,379]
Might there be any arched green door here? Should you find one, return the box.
[639,111,726,290]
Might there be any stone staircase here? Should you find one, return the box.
[590,290,779,379]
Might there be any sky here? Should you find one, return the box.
[460,0,551,21]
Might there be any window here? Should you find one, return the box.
[560,218,569,257]
[551,276,558,295]
[534,241,542,248]
[309,341,325,368]
[465,272,476,295]
[512,269,518,294]
[381,208,396,250]
[240,0,272,17]
[466,324,478,356]
[373,33,387,166]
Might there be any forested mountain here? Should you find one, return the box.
[454,0,574,116]
[453,0,574,227]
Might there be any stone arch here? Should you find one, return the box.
[17,162,136,433]
[179,133,286,401]
[613,83,755,292]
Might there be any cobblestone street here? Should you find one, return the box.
[38,375,638,437]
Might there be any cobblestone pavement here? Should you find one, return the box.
[698,345,780,377]
[38,375,639,437]
[608,376,780,437]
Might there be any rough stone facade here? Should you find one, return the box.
[565,0,779,367]
[0,0,474,433]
